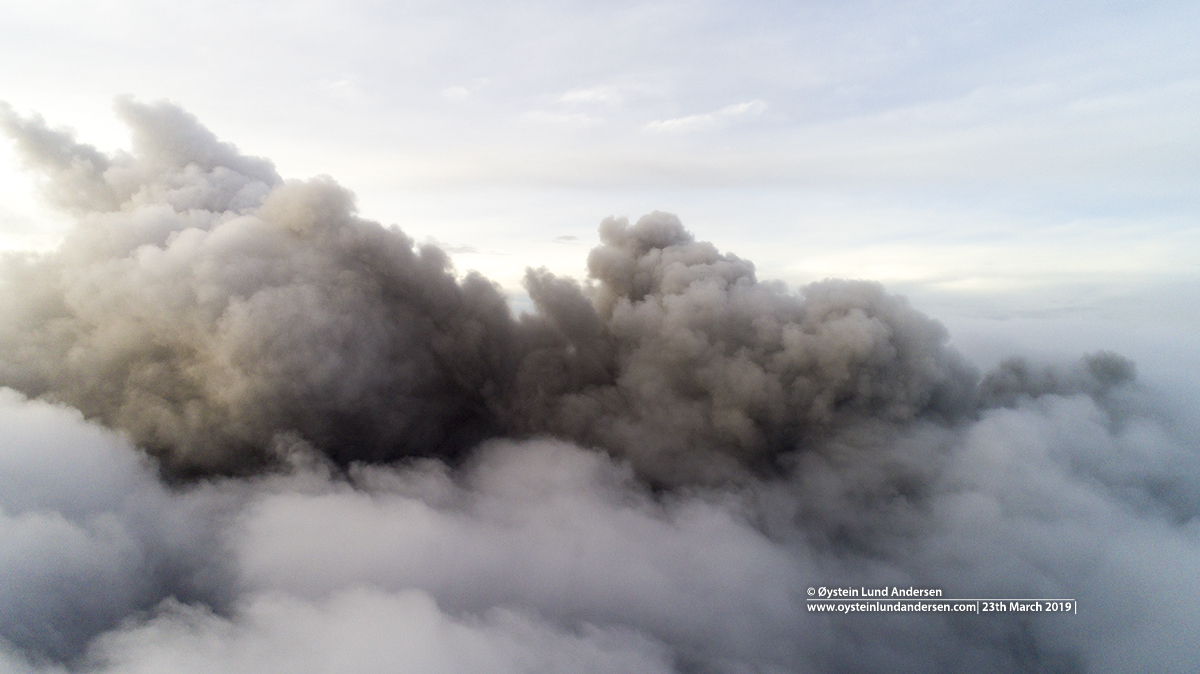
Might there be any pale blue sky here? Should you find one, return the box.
[2,0,1198,377]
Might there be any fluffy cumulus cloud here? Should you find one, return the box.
[0,100,1197,673]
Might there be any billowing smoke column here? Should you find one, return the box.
[0,100,1197,673]
[0,97,520,477]
[0,97,976,484]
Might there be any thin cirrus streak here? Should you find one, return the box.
[0,99,1196,673]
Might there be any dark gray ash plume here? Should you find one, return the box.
[1,99,522,476]
[1,100,1196,674]
[514,213,978,483]
[0,99,977,484]
[980,351,1136,408]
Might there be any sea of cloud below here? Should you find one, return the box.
[2,383,1198,673]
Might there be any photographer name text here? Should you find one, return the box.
[812,586,943,598]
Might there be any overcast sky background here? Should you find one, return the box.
[2,0,1198,385]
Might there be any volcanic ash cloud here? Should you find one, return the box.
[1,100,1197,673]
[1,98,976,485]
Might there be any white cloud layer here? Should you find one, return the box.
[643,100,768,134]
[1,381,1198,672]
